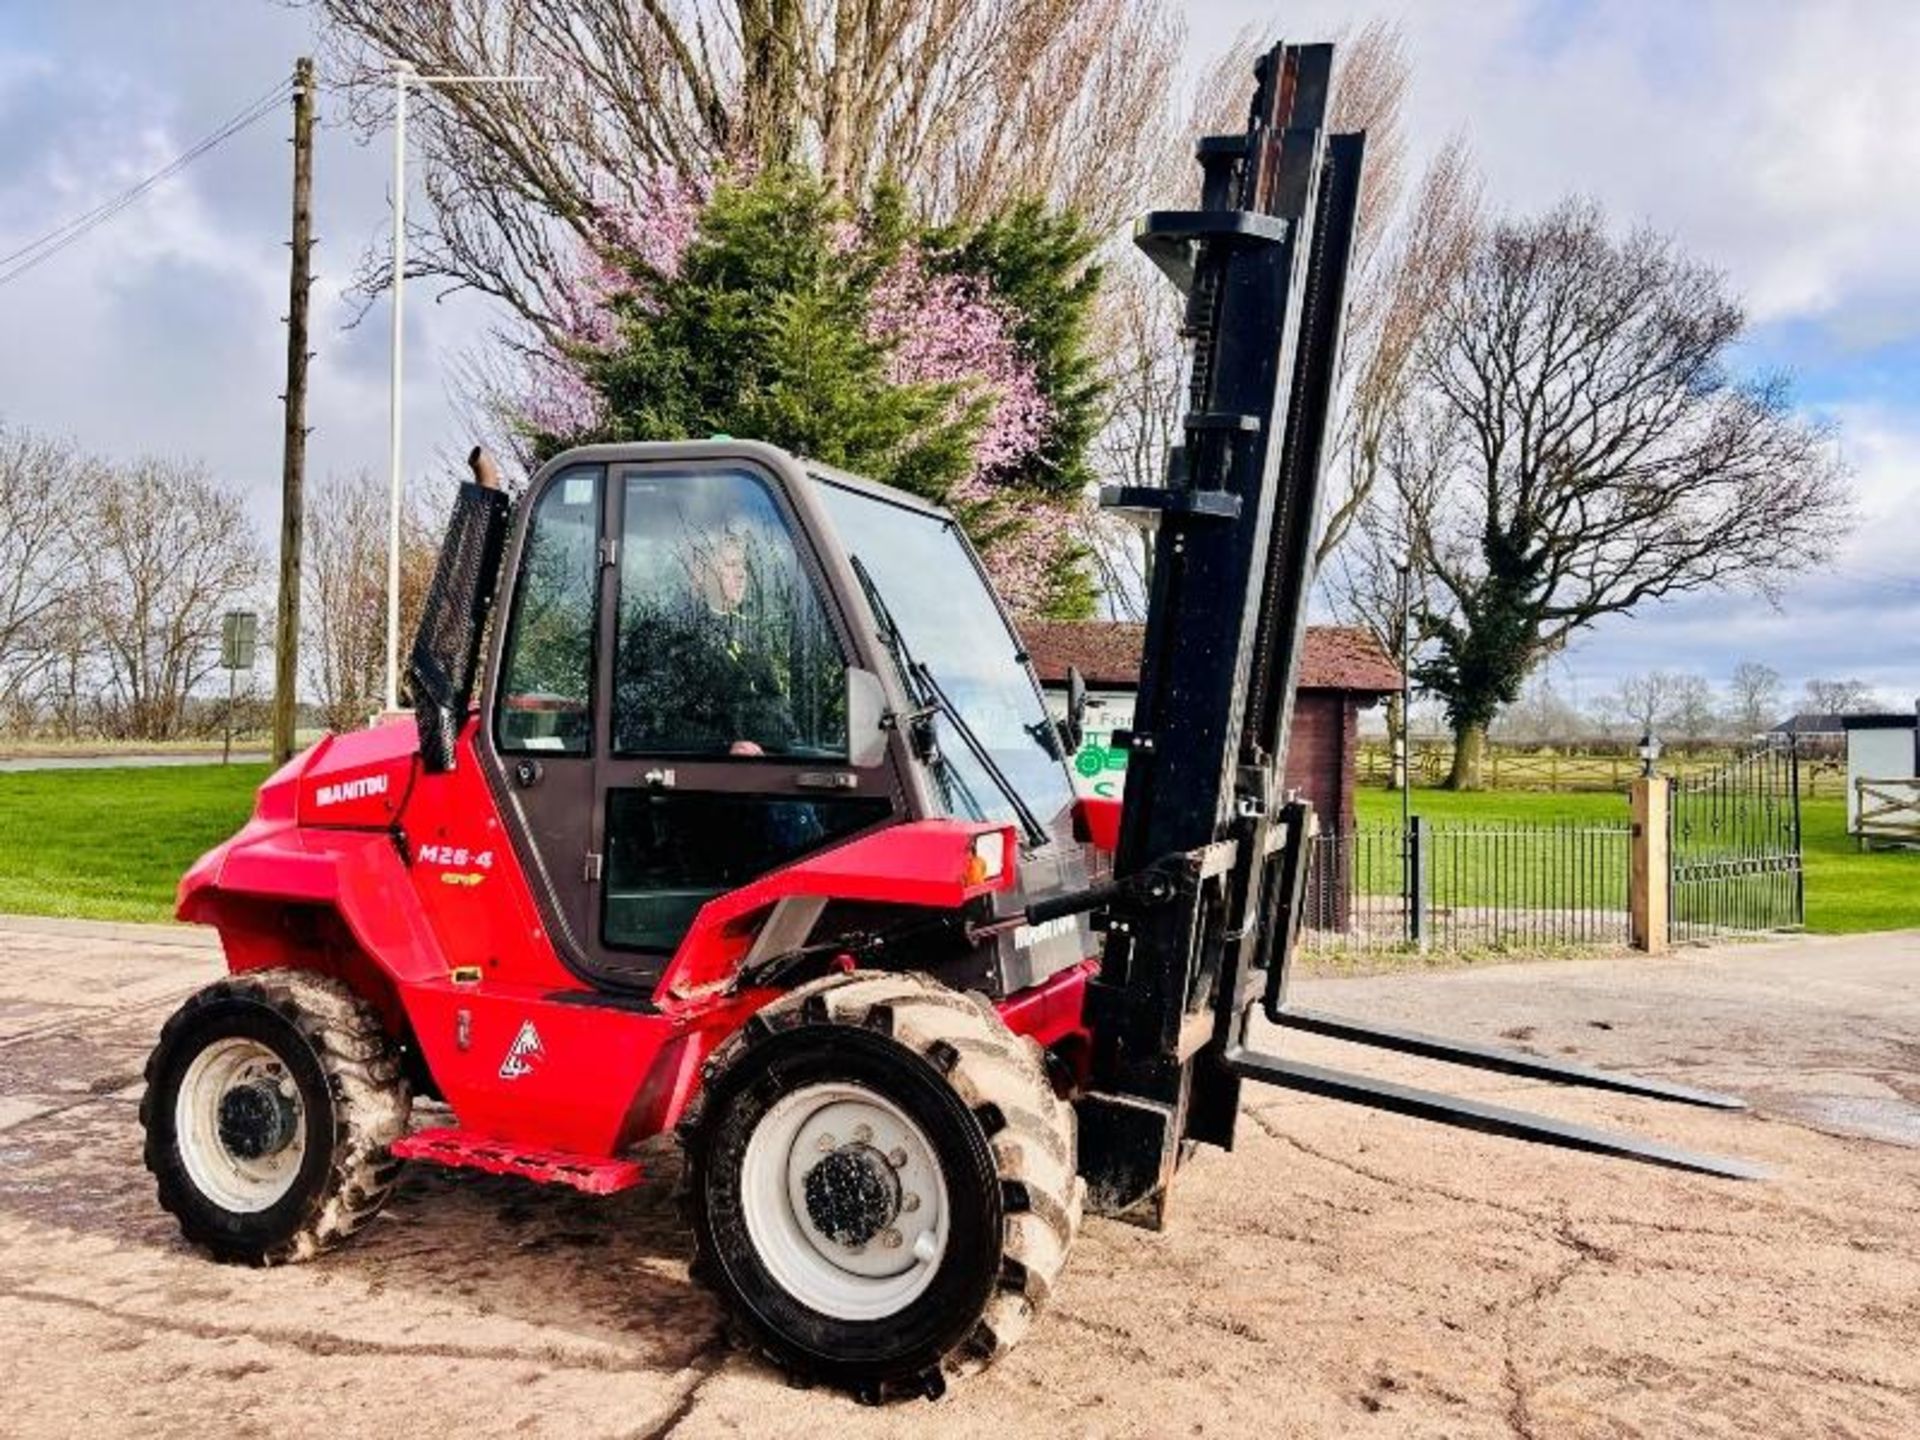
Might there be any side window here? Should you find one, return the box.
[613,468,847,758]
[603,792,892,951]
[496,468,600,754]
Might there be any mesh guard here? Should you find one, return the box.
[409,481,512,772]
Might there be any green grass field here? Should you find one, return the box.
[0,764,268,923]
[0,765,1911,935]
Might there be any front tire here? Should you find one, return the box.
[681,971,1083,1400]
[141,969,410,1264]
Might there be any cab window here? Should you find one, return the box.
[496,467,600,754]
[611,467,846,758]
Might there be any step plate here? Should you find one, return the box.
[392,1127,645,1195]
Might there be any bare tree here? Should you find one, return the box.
[1607,671,1681,734]
[1322,400,1452,784]
[83,459,265,741]
[1667,673,1719,743]
[1490,672,1587,744]
[0,425,93,728]
[313,0,1182,336]
[1317,136,1479,565]
[1727,660,1782,736]
[1801,677,1882,716]
[1081,249,1186,619]
[303,471,445,732]
[1406,199,1850,788]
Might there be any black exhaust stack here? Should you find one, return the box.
[408,448,511,772]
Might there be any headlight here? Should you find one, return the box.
[964,828,1010,886]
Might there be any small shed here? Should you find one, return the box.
[1842,710,1920,840]
[1020,620,1402,835]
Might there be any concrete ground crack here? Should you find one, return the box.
[1243,1104,1755,1239]
[0,992,190,1050]
[0,1285,663,1375]
[1499,1220,1612,1440]
[630,1339,730,1440]
[1243,1107,1560,1224]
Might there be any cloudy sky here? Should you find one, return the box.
[1,0,1915,715]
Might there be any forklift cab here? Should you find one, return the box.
[474,440,1092,996]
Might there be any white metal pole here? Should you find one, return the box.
[379,65,537,718]
[384,63,412,714]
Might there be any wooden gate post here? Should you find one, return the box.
[1630,775,1670,953]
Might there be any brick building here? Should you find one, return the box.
[1020,620,1402,834]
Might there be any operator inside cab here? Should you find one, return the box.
[613,473,825,759]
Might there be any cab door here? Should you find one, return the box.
[487,452,901,994]
[588,458,900,987]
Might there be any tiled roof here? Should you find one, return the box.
[1021,621,1402,694]
[1770,712,1847,736]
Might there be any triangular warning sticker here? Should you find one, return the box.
[499,1019,544,1080]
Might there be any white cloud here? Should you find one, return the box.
[0,2,494,534]
[1190,0,1920,344]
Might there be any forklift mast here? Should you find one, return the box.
[1077,43,1753,1222]
[1077,41,1356,1220]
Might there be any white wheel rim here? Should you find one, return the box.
[173,1036,308,1214]
[739,1081,951,1322]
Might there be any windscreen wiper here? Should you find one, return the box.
[849,555,1048,847]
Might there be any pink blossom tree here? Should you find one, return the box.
[514,168,1094,617]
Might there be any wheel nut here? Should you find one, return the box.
[880,1228,902,1249]
[852,1123,873,1143]
[902,1192,921,1213]
[816,1132,837,1152]
[888,1147,908,1168]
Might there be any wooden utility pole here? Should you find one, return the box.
[272,57,315,765]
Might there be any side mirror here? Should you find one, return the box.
[847,666,890,768]
[1057,665,1089,756]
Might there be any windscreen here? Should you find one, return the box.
[816,479,1076,831]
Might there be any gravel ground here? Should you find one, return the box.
[1,914,1915,1439]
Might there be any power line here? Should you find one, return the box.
[0,75,294,289]
[0,75,292,274]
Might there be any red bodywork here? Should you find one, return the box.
[179,720,1101,1165]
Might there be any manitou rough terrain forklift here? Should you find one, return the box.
[140,40,1751,1401]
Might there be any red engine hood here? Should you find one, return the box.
[292,717,419,829]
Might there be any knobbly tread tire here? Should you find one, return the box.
[681,970,1084,1399]
[141,968,411,1265]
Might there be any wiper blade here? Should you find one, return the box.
[848,555,1048,847]
[908,659,1048,848]
[849,556,921,699]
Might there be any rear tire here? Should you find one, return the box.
[680,971,1083,1401]
[141,969,410,1264]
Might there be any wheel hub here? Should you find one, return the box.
[802,1143,902,1248]
[174,1036,308,1214]
[739,1082,952,1321]
[217,1080,299,1161]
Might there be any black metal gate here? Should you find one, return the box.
[1669,742,1804,940]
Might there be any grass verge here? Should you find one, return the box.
[0,764,267,923]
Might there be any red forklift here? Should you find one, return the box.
[140,40,1750,1402]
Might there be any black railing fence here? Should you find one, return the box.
[1301,819,1633,956]
[1669,743,1804,940]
